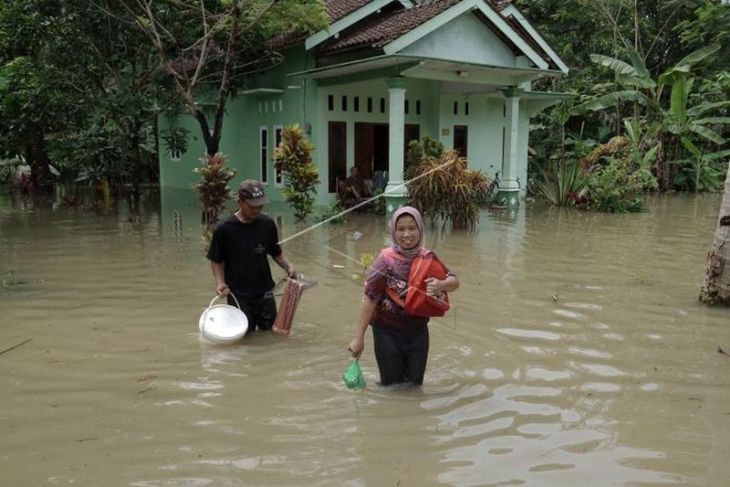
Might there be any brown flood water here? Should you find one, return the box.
[1,189,729,487]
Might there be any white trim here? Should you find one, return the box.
[383,0,549,71]
[398,0,413,7]
[501,5,569,74]
[305,0,394,50]
[273,125,284,188]
[259,126,269,185]
[241,88,284,95]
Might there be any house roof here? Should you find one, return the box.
[324,0,374,22]
[318,0,461,54]
[315,0,565,72]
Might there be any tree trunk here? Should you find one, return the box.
[701,163,730,304]
[28,127,53,193]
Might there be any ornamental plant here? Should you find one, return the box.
[193,152,236,242]
[407,149,491,231]
[274,124,320,220]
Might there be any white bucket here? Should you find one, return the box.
[198,294,249,344]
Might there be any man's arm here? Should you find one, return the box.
[210,260,229,296]
[273,252,296,278]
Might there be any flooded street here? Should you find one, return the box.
[1,189,729,486]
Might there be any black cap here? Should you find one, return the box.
[237,179,269,206]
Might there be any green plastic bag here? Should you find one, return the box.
[342,359,366,390]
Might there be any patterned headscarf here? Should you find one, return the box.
[390,206,425,258]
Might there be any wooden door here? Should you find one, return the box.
[354,123,374,179]
[454,125,468,158]
[328,121,346,193]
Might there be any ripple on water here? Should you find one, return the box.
[496,328,562,341]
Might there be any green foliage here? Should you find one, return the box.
[0,157,22,184]
[405,136,444,175]
[585,159,647,213]
[192,153,237,241]
[672,137,730,192]
[407,150,489,231]
[275,124,320,221]
[161,125,191,156]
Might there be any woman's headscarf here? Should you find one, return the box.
[390,206,425,258]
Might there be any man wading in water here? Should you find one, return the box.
[207,179,296,332]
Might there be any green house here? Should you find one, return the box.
[159,0,568,209]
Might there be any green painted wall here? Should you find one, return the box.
[160,54,539,202]
[312,76,440,204]
[159,47,319,204]
[437,94,505,179]
[401,12,519,68]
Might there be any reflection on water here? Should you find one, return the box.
[2,189,730,486]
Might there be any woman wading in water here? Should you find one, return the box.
[348,206,459,386]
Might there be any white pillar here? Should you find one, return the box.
[385,78,408,210]
[499,87,522,208]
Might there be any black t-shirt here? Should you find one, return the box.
[207,214,282,298]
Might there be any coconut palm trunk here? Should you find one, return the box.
[701,163,730,304]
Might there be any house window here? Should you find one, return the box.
[328,95,334,111]
[416,100,421,115]
[258,102,263,114]
[454,125,468,158]
[341,95,348,111]
[367,97,373,113]
[453,102,458,115]
[260,126,269,184]
[380,98,385,113]
[465,102,470,116]
[354,96,360,112]
[274,125,284,187]
[170,148,182,161]
[279,99,283,112]
[405,99,409,115]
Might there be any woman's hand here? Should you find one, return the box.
[424,277,443,297]
[348,336,364,358]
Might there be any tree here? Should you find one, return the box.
[701,162,730,304]
[112,0,326,157]
[0,0,169,193]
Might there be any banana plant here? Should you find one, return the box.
[574,44,726,189]
[575,44,722,116]
[623,119,658,189]
[673,137,730,192]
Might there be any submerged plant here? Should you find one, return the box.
[275,124,320,221]
[192,153,236,242]
[314,200,347,224]
[359,253,375,280]
[533,159,585,207]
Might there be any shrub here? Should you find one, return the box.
[585,158,646,212]
[407,150,489,231]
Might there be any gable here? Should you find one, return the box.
[399,12,518,68]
